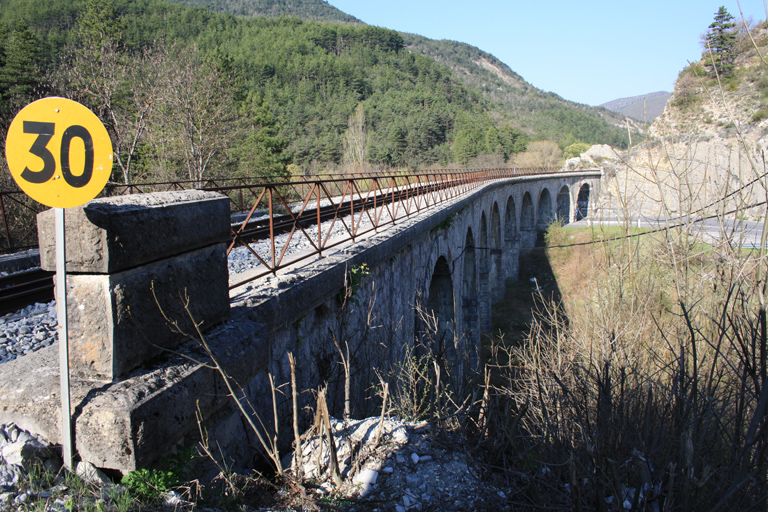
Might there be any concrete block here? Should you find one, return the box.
[65,244,230,380]
[37,190,230,274]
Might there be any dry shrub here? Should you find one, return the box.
[477,208,768,509]
[509,140,562,168]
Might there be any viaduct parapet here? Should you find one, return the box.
[0,170,601,472]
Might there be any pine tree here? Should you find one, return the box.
[705,6,737,76]
[0,21,41,127]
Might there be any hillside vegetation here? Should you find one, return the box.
[163,0,360,23]
[402,33,632,149]
[166,0,635,149]
[0,0,634,185]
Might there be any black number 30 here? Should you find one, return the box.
[20,121,94,188]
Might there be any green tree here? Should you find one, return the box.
[563,142,591,159]
[705,6,737,76]
[453,128,479,165]
[0,21,41,121]
[231,92,291,179]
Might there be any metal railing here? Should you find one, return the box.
[211,167,564,289]
[0,167,563,255]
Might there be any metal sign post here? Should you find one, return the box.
[55,207,73,468]
[4,97,113,471]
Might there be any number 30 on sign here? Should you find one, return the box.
[5,97,113,209]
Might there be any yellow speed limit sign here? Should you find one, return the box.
[5,97,113,208]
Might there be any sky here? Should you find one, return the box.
[325,0,766,106]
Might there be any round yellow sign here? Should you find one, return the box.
[5,97,113,209]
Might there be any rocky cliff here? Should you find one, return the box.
[597,21,768,219]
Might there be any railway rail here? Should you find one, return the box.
[0,268,54,316]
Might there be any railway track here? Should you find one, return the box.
[227,177,463,246]
[0,268,55,317]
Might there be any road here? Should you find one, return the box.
[568,207,766,248]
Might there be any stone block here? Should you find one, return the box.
[37,190,230,274]
[0,317,269,471]
[65,244,230,381]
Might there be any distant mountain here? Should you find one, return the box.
[402,33,632,148]
[601,92,671,122]
[162,0,361,23]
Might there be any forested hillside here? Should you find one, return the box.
[163,0,634,149]
[0,0,630,185]
[402,33,632,149]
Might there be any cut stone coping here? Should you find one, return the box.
[37,190,230,274]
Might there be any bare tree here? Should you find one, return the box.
[343,103,368,172]
[510,140,562,168]
[153,45,238,184]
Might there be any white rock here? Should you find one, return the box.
[410,453,420,464]
[1,442,24,466]
[419,455,433,463]
[382,466,394,474]
[353,468,378,497]
[76,461,111,485]
[0,464,21,487]
[164,490,184,506]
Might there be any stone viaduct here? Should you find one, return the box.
[0,170,601,472]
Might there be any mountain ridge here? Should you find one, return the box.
[162,0,360,23]
[162,0,635,148]
[600,91,671,122]
[601,91,670,111]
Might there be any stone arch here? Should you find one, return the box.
[556,185,571,224]
[424,256,455,362]
[577,183,590,220]
[479,213,490,332]
[537,188,554,231]
[520,192,535,248]
[504,196,520,280]
[490,202,503,301]
[461,227,478,369]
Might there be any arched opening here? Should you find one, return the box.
[556,185,571,224]
[462,228,478,360]
[479,213,490,332]
[424,256,455,362]
[537,188,554,232]
[504,196,520,280]
[577,183,590,220]
[520,192,535,248]
[490,203,503,301]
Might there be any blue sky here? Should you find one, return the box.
[325,1,765,106]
